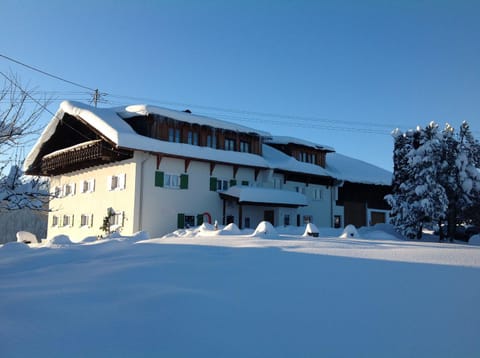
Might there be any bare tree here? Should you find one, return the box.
[0,73,50,210]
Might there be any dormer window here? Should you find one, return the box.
[187,131,198,145]
[168,128,181,143]
[225,138,235,151]
[206,134,217,148]
[240,141,250,153]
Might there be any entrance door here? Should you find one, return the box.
[264,210,274,226]
[344,201,366,227]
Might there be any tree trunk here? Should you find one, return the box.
[438,220,444,241]
[417,223,423,240]
[447,204,456,242]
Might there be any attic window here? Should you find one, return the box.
[184,109,192,114]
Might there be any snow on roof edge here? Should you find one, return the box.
[265,136,335,152]
[118,104,271,137]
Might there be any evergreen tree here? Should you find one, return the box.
[386,129,421,239]
[407,122,448,238]
[387,121,479,240]
[455,121,480,223]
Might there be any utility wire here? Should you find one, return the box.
[105,93,398,130]
[0,53,95,92]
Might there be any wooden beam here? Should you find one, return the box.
[184,159,191,173]
[255,168,260,181]
[156,154,163,169]
[233,165,239,179]
[210,162,216,176]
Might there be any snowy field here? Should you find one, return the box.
[1,223,480,357]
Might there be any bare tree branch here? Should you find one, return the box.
[0,73,52,211]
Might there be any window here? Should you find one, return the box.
[216,179,229,191]
[81,179,95,193]
[245,217,251,228]
[52,215,59,227]
[184,215,195,228]
[165,173,180,189]
[206,134,217,148]
[62,214,73,227]
[224,138,235,151]
[187,131,198,145]
[53,186,62,198]
[273,178,282,189]
[80,214,91,227]
[240,141,250,153]
[284,214,290,226]
[313,188,323,200]
[156,172,188,189]
[310,153,316,164]
[108,174,126,191]
[63,183,75,196]
[303,215,313,224]
[168,128,180,143]
[334,215,342,228]
[109,211,124,229]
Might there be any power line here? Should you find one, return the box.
[0,53,95,92]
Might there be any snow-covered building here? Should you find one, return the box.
[24,101,391,241]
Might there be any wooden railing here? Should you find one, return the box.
[41,140,131,175]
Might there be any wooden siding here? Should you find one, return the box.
[267,143,328,168]
[123,114,262,155]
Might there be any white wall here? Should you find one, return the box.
[47,158,137,242]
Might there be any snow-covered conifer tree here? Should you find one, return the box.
[408,122,448,237]
[455,121,480,222]
[386,129,421,239]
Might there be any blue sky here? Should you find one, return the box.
[2,0,479,171]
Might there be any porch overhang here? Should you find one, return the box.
[219,186,308,208]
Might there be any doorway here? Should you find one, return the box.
[264,210,274,226]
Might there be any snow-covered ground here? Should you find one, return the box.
[1,224,480,357]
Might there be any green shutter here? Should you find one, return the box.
[180,174,189,189]
[241,180,249,186]
[177,213,185,228]
[230,179,237,187]
[155,171,164,187]
[197,214,204,226]
[210,177,217,191]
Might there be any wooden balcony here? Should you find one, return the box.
[40,140,133,175]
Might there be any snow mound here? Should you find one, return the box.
[199,222,215,231]
[80,236,98,243]
[469,235,480,246]
[218,223,241,235]
[252,221,279,238]
[0,241,30,253]
[359,224,403,241]
[44,235,73,247]
[16,231,39,244]
[303,223,320,237]
[340,225,359,238]
[163,228,196,239]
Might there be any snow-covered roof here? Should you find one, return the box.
[326,152,392,186]
[24,101,270,171]
[118,104,270,137]
[262,144,332,177]
[262,144,391,185]
[265,136,335,152]
[220,185,308,206]
[24,101,392,187]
